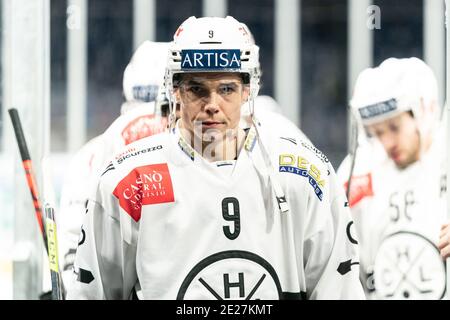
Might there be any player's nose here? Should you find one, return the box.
[203,91,220,114]
[379,133,396,152]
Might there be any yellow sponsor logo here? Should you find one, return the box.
[46,218,59,273]
[279,154,326,187]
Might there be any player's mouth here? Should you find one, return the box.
[202,121,225,129]
[390,151,402,163]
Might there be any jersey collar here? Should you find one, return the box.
[172,120,258,162]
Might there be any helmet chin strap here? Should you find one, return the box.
[167,92,177,132]
[248,97,290,214]
[346,111,360,201]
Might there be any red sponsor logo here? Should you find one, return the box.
[344,173,374,207]
[121,115,168,145]
[113,163,174,221]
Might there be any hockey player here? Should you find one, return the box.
[337,57,447,300]
[67,16,364,300]
[58,41,170,291]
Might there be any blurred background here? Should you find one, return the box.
[0,0,446,299]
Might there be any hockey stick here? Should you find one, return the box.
[445,0,450,300]
[8,108,48,254]
[44,203,65,300]
[9,108,65,299]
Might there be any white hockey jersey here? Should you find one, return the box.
[58,102,167,288]
[337,129,448,300]
[67,117,365,300]
[59,102,305,284]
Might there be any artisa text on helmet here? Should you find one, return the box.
[181,49,241,70]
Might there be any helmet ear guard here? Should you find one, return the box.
[154,83,171,118]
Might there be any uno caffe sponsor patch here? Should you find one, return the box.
[113,163,174,221]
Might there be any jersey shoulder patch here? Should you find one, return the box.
[113,163,175,222]
[344,173,374,207]
[100,132,168,179]
[277,141,329,201]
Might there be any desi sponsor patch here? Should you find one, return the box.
[121,115,168,146]
[344,173,374,207]
[113,163,174,221]
[181,49,241,70]
[278,154,325,201]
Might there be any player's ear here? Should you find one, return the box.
[241,85,250,104]
[174,88,181,104]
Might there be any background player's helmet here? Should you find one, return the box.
[165,16,261,101]
[350,57,440,141]
[123,41,169,103]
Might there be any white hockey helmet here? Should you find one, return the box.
[123,41,170,103]
[350,57,440,140]
[165,16,261,102]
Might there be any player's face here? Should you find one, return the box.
[366,111,421,169]
[175,72,249,137]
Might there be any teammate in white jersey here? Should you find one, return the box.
[67,16,364,300]
[58,41,170,292]
[337,57,447,299]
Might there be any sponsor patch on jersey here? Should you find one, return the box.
[116,145,163,165]
[359,98,397,120]
[181,49,241,70]
[113,163,174,221]
[121,114,168,145]
[344,173,374,207]
[279,154,325,201]
[300,141,330,164]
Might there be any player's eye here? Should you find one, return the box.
[186,85,208,97]
[370,128,384,139]
[218,83,238,95]
[376,130,384,137]
[388,124,399,133]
